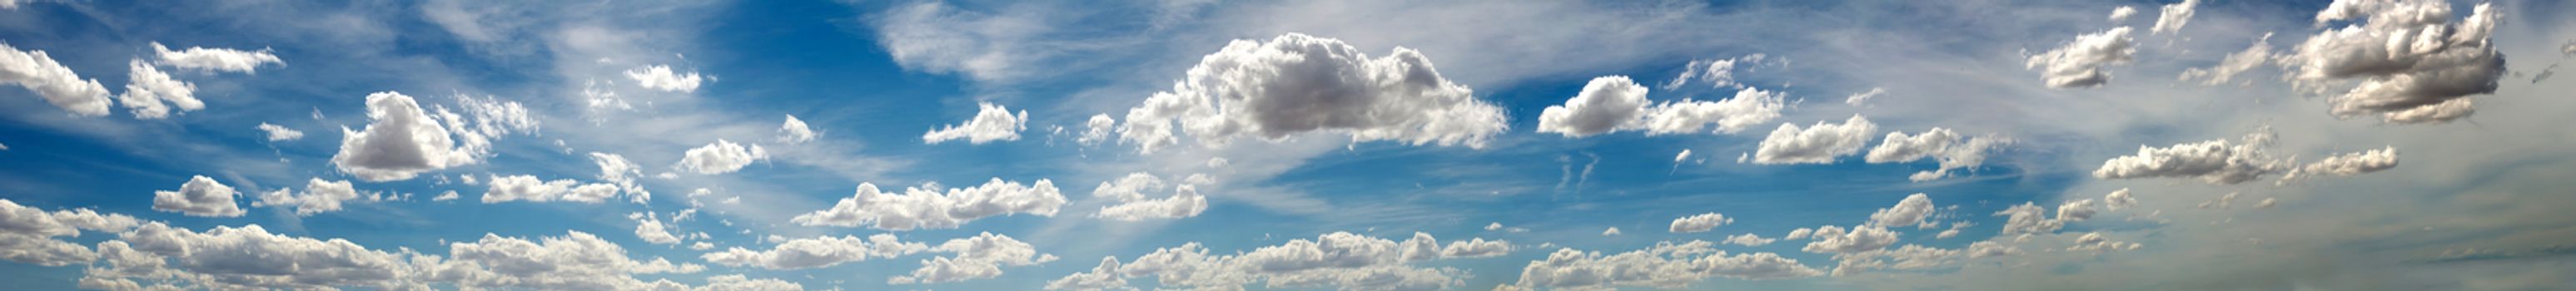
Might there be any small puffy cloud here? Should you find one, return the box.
[791,178,1067,230]
[2093,130,2289,185]
[1112,33,1507,153]
[1842,87,1885,106]
[1534,76,1795,137]
[1752,115,1879,165]
[256,123,303,141]
[623,65,703,92]
[1043,257,1128,291]
[1785,228,1813,240]
[2285,0,2504,123]
[115,59,199,119]
[1867,128,2007,181]
[331,92,532,181]
[480,175,624,204]
[1868,193,1937,228]
[2181,33,2277,86]
[2151,0,2200,34]
[1725,234,1778,247]
[1995,202,2067,234]
[151,175,243,217]
[2109,6,2138,22]
[922,101,1028,145]
[675,139,768,175]
[1504,241,1822,289]
[703,234,927,269]
[150,42,282,73]
[1074,114,1116,146]
[2105,188,2138,210]
[777,115,816,144]
[1049,232,1492,291]
[251,178,366,215]
[2281,146,2399,183]
[891,232,1059,284]
[0,43,114,116]
[2058,199,2099,221]
[632,212,680,245]
[1440,238,1513,258]
[1634,87,1787,136]
[1662,54,1774,89]
[1603,227,1623,236]
[1668,212,1732,233]
[1802,224,1900,254]
[1090,172,1208,221]
[2025,27,2136,88]
[1536,76,1653,136]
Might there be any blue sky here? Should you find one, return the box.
[2,0,2574,290]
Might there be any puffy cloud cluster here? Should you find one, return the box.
[1667,212,1732,233]
[589,152,650,204]
[1751,116,1879,164]
[624,65,703,92]
[1111,33,1508,153]
[256,123,303,141]
[1536,76,1786,137]
[2285,0,2505,124]
[480,175,625,204]
[1801,224,1900,254]
[150,42,282,73]
[150,175,243,217]
[2025,27,2137,88]
[1867,193,1937,228]
[0,43,113,116]
[2109,6,2138,22]
[922,101,1028,145]
[115,59,197,119]
[2151,0,2200,34]
[0,199,140,266]
[1090,172,1209,221]
[331,91,535,181]
[1867,128,2007,181]
[2094,129,2289,185]
[1993,202,2076,234]
[675,139,768,175]
[1723,234,1777,247]
[251,178,368,215]
[1503,240,1821,290]
[891,232,1059,284]
[704,234,926,269]
[423,230,714,290]
[2280,146,2399,183]
[2104,188,2138,210]
[777,115,816,144]
[630,212,680,245]
[790,178,1067,230]
[1045,232,1508,290]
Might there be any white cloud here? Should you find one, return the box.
[1043,257,1129,291]
[2104,188,2137,210]
[1668,212,1732,233]
[1802,224,1900,254]
[115,59,199,119]
[891,232,1060,284]
[1075,114,1116,146]
[2109,6,2138,22]
[1635,87,1788,136]
[1752,115,1879,165]
[1867,127,2008,181]
[2285,0,2504,123]
[675,139,768,175]
[623,64,702,92]
[150,42,283,73]
[2093,130,2289,185]
[1535,76,1653,137]
[2057,199,2099,221]
[2180,33,2276,86]
[589,152,650,204]
[777,115,816,144]
[251,178,366,215]
[2281,146,2399,183]
[331,91,531,181]
[632,212,680,245]
[1842,87,1885,106]
[1112,33,1507,153]
[1504,240,1821,289]
[1050,232,1490,291]
[1440,238,1513,259]
[2151,0,2200,34]
[2025,27,2136,88]
[107,223,414,289]
[1603,227,1623,236]
[1090,172,1208,221]
[480,175,624,204]
[1,199,140,266]
[150,175,243,217]
[1662,54,1773,89]
[790,178,1067,230]
[0,43,114,116]
[1785,228,1813,240]
[430,230,709,290]
[1724,234,1778,247]
[922,101,1029,145]
[1995,202,2067,234]
[1868,193,1937,228]
[703,234,927,269]
[256,123,303,141]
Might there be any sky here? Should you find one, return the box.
[1,0,2574,290]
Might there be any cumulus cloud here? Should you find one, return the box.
[790,178,1067,230]
[2109,6,2138,22]
[1090,172,1208,221]
[2104,188,2138,210]
[2181,33,2277,86]
[1504,240,1821,289]
[1995,202,2068,234]
[1441,238,1514,259]
[331,92,533,181]
[623,65,703,92]
[631,212,679,245]
[1,199,140,266]
[1802,224,1900,254]
[1044,257,1128,291]
[256,123,302,141]
[428,230,710,290]
[2093,129,2290,185]
[891,232,1059,284]
[1634,87,1788,136]
[1662,54,1775,89]
[0,42,114,116]
[1752,115,1879,165]
[2151,0,2200,34]
[703,234,927,269]
[150,42,283,73]
[1047,232,1496,291]
[115,59,199,119]
[922,101,1028,145]
[1604,227,1623,236]
[2025,27,2137,88]
[777,115,816,144]
[1537,76,1789,136]
[2280,146,2399,183]
[150,175,243,217]
[480,175,624,204]
[589,152,649,204]
[1724,234,1778,247]
[1668,212,1732,233]
[1868,128,2007,181]
[1868,193,1937,228]
[106,223,415,289]
[2284,0,2505,124]
[251,178,366,215]
[1112,33,1508,153]
[675,139,768,175]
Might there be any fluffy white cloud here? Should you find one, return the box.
[256,123,302,141]
[1043,257,1128,291]
[2093,130,2289,185]
[1668,212,1732,233]
[2057,199,2099,221]
[1842,87,1885,106]
[2180,33,2277,86]
[1049,232,1493,291]
[1868,193,1937,228]
[331,91,533,181]
[1536,75,1798,137]
[480,175,624,204]
[2105,188,2138,210]
[1441,238,1514,259]
[790,178,1067,230]
[2109,6,2138,22]
[1,199,139,266]
[115,59,198,119]
[2025,27,2136,88]
[631,212,680,245]
[1504,241,1821,289]
[1802,224,1900,254]
[1724,234,1778,247]
[2281,146,2399,183]
[1075,114,1116,146]
[1112,33,1508,153]
[2285,0,2504,123]
[150,175,242,217]
[429,230,708,290]
[0,43,113,116]
[1752,115,1879,165]
[2151,0,2200,34]
[1635,87,1788,136]
[1090,172,1208,221]
[149,42,282,73]
[624,65,703,92]
[675,139,768,175]
[703,234,927,269]
[1604,227,1623,236]
[891,232,1059,284]
[922,101,1028,145]
[107,223,415,289]
[1662,54,1773,89]
[1995,202,2067,234]
[251,178,365,215]
[589,152,650,204]
[777,115,816,144]
[1867,128,2007,181]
